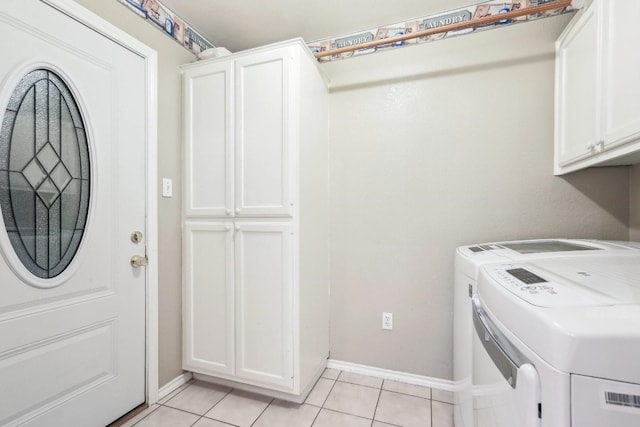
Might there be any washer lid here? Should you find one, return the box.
[455,239,637,280]
[534,256,640,305]
[499,240,600,254]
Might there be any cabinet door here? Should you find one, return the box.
[234,222,293,389]
[235,48,293,217]
[555,3,601,170]
[601,0,640,149]
[183,222,235,376]
[184,62,234,217]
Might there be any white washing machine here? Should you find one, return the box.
[472,254,640,426]
[453,239,640,427]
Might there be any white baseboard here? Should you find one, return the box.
[327,359,456,392]
[157,372,194,401]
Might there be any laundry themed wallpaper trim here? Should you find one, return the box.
[117,0,214,56]
[116,0,578,60]
[308,0,577,62]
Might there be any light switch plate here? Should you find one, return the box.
[162,178,173,198]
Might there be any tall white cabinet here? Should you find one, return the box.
[181,39,329,400]
[555,0,640,174]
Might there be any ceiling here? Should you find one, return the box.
[160,0,475,52]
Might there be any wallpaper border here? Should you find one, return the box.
[308,0,577,62]
[117,0,214,56]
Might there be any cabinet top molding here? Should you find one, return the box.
[180,38,315,70]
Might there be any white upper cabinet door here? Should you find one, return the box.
[555,3,601,170]
[235,48,294,217]
[601,0,640,149]
[183,222,235,376]
[234,222,293,389]
[184,62,234,217]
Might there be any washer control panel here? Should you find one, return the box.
[482,263,583,307]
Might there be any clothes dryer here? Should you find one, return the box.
[473,254,640,426]
[453,239,639,427]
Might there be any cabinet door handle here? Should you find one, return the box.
[586,141,605,153]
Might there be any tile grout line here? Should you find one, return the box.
[248,396,274,426]
[319,375,339,407]
[314,407,376,423]
[133,404,203,425]
[319,371,433,426]
[154,381,238,426]
[336,371,386,390]
[147,370,442,427]
[380,388,432,401]
[157,405,205,417]
[157,380,195,412]
[199,386,234,420]
[431,397,433,427]
[332,369,382,422]
[371,379,384,426]
[309,404,322,426]
[336,379,386,390]
[309,373,339,426]
[313,370,380,425]
[159,378,196,405]
[197,413,240,427]
[378,379,434,427]
[131,404,161,426]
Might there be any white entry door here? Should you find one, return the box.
[0,1,147,426]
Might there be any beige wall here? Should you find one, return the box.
[631,165,640,242]
[74,0,193,387]
[322,15,630,380]
[68,4,636,386]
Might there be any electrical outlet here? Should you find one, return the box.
[382,312,393,330]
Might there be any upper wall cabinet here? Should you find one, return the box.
[554,2,598,171]
[555,0,640,175]
[184,46,294,217]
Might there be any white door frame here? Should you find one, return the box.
[40,0,160,404]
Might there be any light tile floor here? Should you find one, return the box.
[122,369,455,427]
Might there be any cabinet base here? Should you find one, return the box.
[192,363,326,404]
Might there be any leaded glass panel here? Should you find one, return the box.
[0,69,90,280]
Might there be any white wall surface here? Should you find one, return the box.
[74,0,194,387]
[322,15,630,380]
[631,165,640,242]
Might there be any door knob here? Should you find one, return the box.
[130,255,148,268]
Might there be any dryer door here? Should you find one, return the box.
[472,297,541,427]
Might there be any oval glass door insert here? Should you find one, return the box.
[0,69,90,280]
